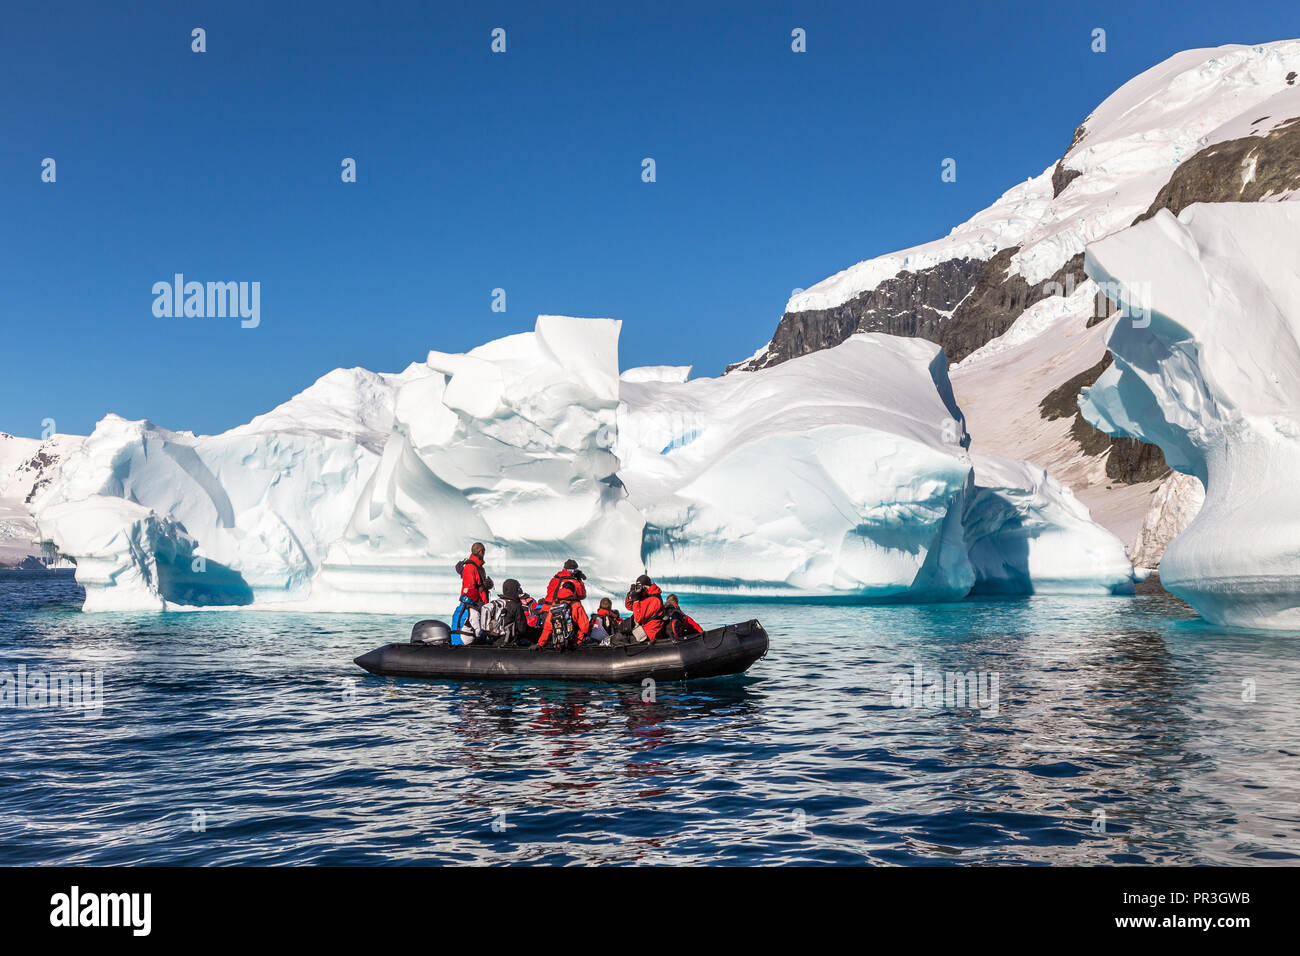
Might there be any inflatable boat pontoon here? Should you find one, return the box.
[354,619,769,684]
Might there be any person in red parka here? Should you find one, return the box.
[593,597,622,632]
[537,577,591,648]
[452,542,492,641]
[613,574,664,645]
[664,593,704,638]
[460,542,490,603]
[543,558,587,609]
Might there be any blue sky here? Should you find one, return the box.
[2,0,1296,438]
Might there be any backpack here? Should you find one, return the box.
[481,597,512,639]
[549,601,576,649]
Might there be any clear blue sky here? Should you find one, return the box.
[2,1,1295,438]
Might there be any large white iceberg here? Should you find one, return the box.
[1081,202,1300,628]
[619,335,1134,599]
[617,335,978,599]
[32,317,1132,611]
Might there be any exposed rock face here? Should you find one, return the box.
[1130,472,1205,568]
[735,249,1092,372]
[21,450,63,504]
[1051,123,1088,199]
[1037,353,1170,484]
[1052,162,1083,198]
[1137,116,1300,221]
[940,252,1087,364]
[726,257,984,372]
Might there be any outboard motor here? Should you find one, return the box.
[411,619,452,645]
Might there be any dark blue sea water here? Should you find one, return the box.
[2,570,1298,865]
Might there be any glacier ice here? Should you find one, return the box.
[0,432,82,567]
[30,317,1133,611]
[32,316,643,612]
[964,453,1137,596]
[1081,202,1300,628]
[617,335,980,599]
[620,335,1133,599]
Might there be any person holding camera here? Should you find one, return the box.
[611,574,665,645]
[542,558,587,610]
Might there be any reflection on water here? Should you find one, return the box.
[1,572,1297,864]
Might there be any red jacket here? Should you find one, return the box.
[625,583,665,642]
[460,554,488,604]
[667,606,703,638]
[538,596,591,647]
[594,607,622,631]
[544,569,587,606]
[685,612,701,633]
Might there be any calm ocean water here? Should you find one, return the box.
[2,570,1298,866]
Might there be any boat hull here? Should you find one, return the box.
[354,619,769,684]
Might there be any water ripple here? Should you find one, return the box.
[1,571,1298,864]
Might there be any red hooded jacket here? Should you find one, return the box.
[625,583,665,642]
[460,554,488,604]
[538,581,591,647]
[544,568,587,606]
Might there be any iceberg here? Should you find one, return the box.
[31,316,642,611]
[617,335,979,599]
[31,317,1132,611]
[619,334,1133,599]
[964,453,1136,596]
[1081,202,1300,628]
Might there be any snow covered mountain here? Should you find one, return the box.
[0,431,82,567]
[729,40,1300,560]
[26,316,1132,612]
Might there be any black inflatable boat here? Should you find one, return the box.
[354,619,769,684]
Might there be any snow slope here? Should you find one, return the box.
[1081,202,1300,628]
[27,318,1132,611]
[736,39,1300,558]
[779,40,1300,320]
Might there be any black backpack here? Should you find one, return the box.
[550,602,577,649]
